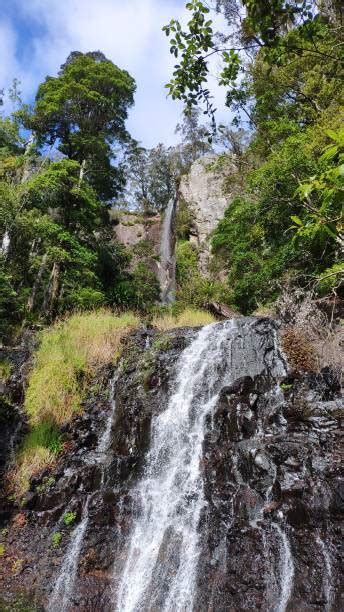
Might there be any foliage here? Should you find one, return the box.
[176,240,234,309]
[51,532,62,549]
[25,310,139,425]
[12,446,55,498]
[175,197,194,239]
[112,263,161,310]
[12,310,139,496]
[0,358,12,381]
[19,51,136,200]
[163,1,343,126]
[316,263,344,296]
[293,129,344,249]
[123,141,180,213]
[0,58,137,341]
[63,511,77,526]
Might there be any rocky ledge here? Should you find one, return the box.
[0,320,342,611]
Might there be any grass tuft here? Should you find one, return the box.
[152,308,216,331]
[13,310,139,496]
[25,310,139,425]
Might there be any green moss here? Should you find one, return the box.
[51,531,62,548]
[0,359,12,381]
[63,511,77,526]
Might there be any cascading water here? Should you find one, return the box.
[159,197,176,304]
[0,230,10,255]
[316,534,333,611]
[49,374,118,611]
[50,496,91,612]
[115,319,286,612]
[272,522,295,612]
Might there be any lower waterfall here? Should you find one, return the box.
[50,496,91,612]
[272,523,295,612]
[49,374,118,611]
[115,319,286,611]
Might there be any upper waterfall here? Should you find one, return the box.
[159,197,176,304]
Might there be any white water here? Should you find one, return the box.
[1,230,10,255]
[98,375,117,456]
[49,375,117,611]
[116,319,285,612]
[159,197,176,304]
[272,522,295,612]
[50,496,90,612]
[316,534,333,611]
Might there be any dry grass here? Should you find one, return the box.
[152,308,216,331]
[281,326,318,372]
[25,310,139,426]
[11,447,55,498]
[13,310,139,497]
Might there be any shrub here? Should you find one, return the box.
[112,263,160,311]
[51,532,62,549]
[176,240,234,310]
[63,511,77,526]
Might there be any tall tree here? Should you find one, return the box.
[20,51,136,200]
[175,107,213,164]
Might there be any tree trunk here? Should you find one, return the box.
[27,253,48,312]
[21,134,35,183]
[78,159,86,189]
[43,261,60,317]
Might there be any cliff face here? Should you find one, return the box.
[178,156,235,272]
[113,213,161,250]
[0,320,342,611]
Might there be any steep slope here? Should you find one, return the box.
[0,319,342,611]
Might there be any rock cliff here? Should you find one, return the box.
[178,156,235,272]
[0,319,342,611]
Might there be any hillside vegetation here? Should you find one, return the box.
[165,0,343,313]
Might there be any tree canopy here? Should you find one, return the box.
[20,51,136,200]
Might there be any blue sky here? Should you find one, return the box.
[0,0,231,148]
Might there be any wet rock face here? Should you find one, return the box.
[0,320,342,611]
[198,368,343,611]
[0,332,34,527]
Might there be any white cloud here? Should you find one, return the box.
[1,0,232,147]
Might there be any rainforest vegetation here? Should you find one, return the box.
[165,0,343,313]
[0,0,343,334]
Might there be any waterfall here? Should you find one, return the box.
[316,534,333,611]
[1,230,10,255]
[49,374,117,611]
[272,522,295,612]
[159,197,176,304]
[50,496,91,612]
[115,319,286,611]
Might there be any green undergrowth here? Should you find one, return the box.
[13,309,139,496]
[152,307,216,330]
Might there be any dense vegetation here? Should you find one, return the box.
[165,0,343,313]
[0,52,161,342]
